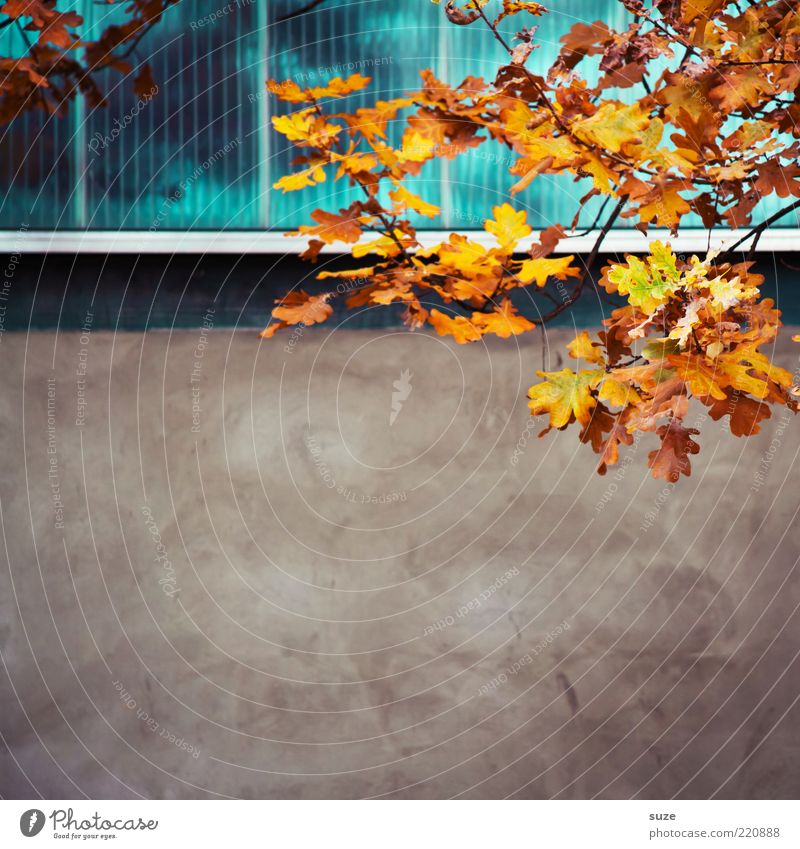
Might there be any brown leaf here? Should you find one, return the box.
[647,421,700,482]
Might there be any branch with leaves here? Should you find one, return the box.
[0,0,179,124]
[265,0,800,481]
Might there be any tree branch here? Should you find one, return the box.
[537,197,626,323]
[718,197,800,261]
[277,0,330,22]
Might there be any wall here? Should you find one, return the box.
[1,326,800,799]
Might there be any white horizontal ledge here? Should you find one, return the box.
[1,229,798,254]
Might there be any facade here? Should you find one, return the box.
[3,0,794,238]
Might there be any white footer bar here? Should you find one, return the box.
[1,799,797,847]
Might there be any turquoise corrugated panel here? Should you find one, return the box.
[80,0,261,229]
[0,0,796,232]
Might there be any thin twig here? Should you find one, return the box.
[538,198,626,323]
[719,197,800,260]
[277,0,330,23]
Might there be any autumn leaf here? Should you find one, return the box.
[297,206,364,244]
[308,74,372,99]
[494,1,546,26]
[389,184,440,218]
[598,376,642,407]
[270,291,334,327]
[528,368,603,428]
[267,78,308,103]
[428,309,482,344]
[272,109,341,147]
[605,243,682,314]
[471,299,535,338]
[273,164,327,193]
[133,64,158,100]
[484,203,532,252]
[567,330,605,365]
[573,102,650,154]
[715,344,793,399]
[667,352,727,400]
[267,74,371,104]
[517,255,578,287]
[647,421,700,482]
[703,390,771,437]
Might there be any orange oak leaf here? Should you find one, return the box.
[471,299,535,338]
[271,291,333,327]
[428,309,483,344]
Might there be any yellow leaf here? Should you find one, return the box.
[667,352,727,400]
[267,79,308,103]
[528,369,603,428]
[428,309,483,344]
[398,131,436,163]
[308,73,372,99]
[484,203,532,251]
[389,184,440,218]
[517,255,578,287]
[273,164,327,193]
[351,236,397,259]
[471,299,535,338]
[573,102,650,154]
[494,1,546,25]
[272,110,341,147]
[567,330,605,365]
[605,244,682,314]
[598,377,642,407]
[716,345,792,398]
[317,267,376,280]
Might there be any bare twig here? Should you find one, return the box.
[538,197,626,323]
[719,197,800,260]
[277,0,330,22]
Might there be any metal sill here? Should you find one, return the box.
[1,229,797,254]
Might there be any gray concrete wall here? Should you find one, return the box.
[1,326,799,799]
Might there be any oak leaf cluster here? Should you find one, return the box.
[265,0,800,479]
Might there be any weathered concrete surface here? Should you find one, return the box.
[1,327,800,799]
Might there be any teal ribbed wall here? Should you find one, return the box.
[0,0,790,231]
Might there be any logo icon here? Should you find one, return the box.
[390,369,413,426]
[19,809,45,837]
